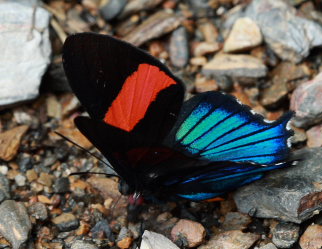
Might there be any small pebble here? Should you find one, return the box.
[199,230,260,249]
[0,165,8,175]
[272,222,300,248]
[222,212,252,231]
[193,42,219,57]
[38,172,53,187]
[54,177,70,194]
[169,27,189,68]
[306,124,322,147]
[171,219,206,247]
[259,243,278,249]
[203,54,267,78]
[140,230,179,249]
[299,224,322,249]
[71,240,98,249]
[91,220,114,240]
[224,17,262,52]
[0,175,10,203]
[100,0,127,21]
[290,72,322,128]
[28,202,48,221]
[52,213,79,232]
[26,169,38,182]
[195,75,218,93]
[15,174,27,187]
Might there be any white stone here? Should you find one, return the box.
[140,230,179,249]
[0,0,51,107]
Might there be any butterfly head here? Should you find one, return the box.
[118,179,133,195]
[118,179,144,205]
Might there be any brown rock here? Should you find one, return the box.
[171,219,206,247]
[117,237,133,249]
[224,17,262,53]
[76,221,90,236]
[190,57,207,66]
[307,124,322,147]
[290,126,307,145]
[124,11,183,46]
[260,79,288,108]
[37,195,52,204]
[193,42,220,57]
[198,21,219,43]
[88,177,120,199]
[195,75,218,93]
[0,125,28,161]
[261,62,310,107]
[222,212,252,231]
[290,72,322,128]
[118,0,163,19]
[46,95,62,119]
[148,41,165,58]
[202,54,267,78]
[55,125,92,150]
[87,177,128,216]
[38,172,53,187]
[198,230,260,249]
[299,224,322,249]
[26,169,38,182]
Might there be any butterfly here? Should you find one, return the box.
[62,32,294,205]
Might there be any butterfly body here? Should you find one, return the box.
[63,33,294,203]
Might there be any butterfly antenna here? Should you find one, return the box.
[54,131,115,171]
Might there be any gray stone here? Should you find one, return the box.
[15,174,26,187]
[169,27,189,68]
[222,212,252,231]
[28,202,48,221]
[71,240,98,249]
[0,175,10,203]
[259,243,278,249]
[0,200,32,249]
[54,177,70,194]
[234,148,322,223]
[100,0,127,21]
[140,230,179,249]
[271,222,299,248]
[0,0,51,107]
[244,0,322,63]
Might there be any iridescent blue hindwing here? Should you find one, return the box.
[165,92,293,165]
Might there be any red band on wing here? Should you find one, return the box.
[104,64,176,132]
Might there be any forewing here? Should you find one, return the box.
[63,33,185,145]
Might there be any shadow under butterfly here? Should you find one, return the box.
[62,32,294,207]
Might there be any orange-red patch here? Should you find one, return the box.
[104,64,176,131]
[204,197,225,202]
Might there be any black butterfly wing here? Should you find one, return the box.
[140,91,294,201]
[63,33,185,184]
[63,33,184,147]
